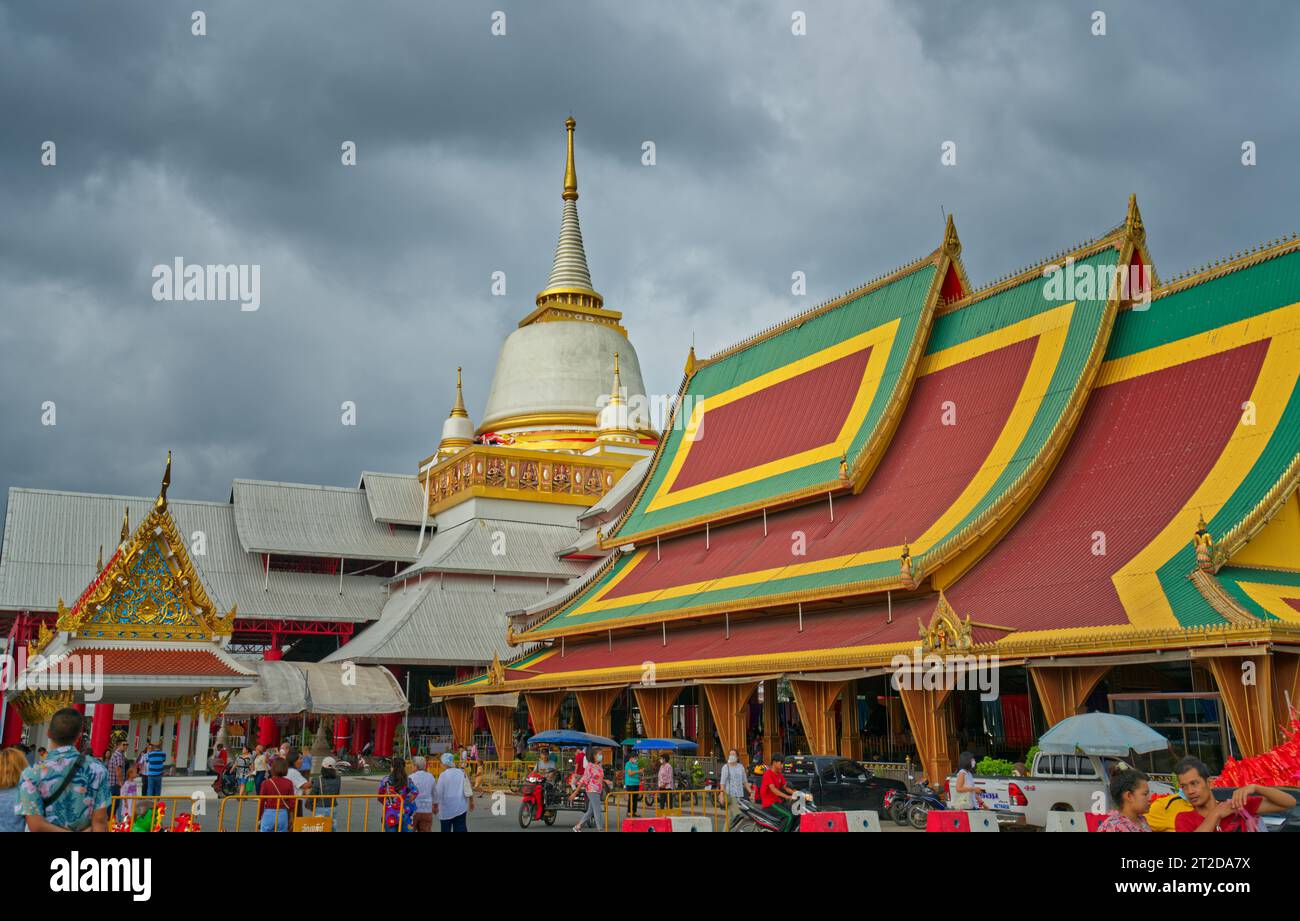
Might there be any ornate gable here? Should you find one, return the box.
[54,453,235,642]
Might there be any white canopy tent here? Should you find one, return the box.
[225,660,407,716]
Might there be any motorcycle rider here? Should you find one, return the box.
[757,753,796,829]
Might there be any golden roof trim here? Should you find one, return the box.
[437,621,1300,697]
[1153,233,1300,301]
[1212,453,1300,572]
[1189,569,1259,626]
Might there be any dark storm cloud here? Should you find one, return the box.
[1,0,1298,510]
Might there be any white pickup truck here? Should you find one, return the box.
[948,751,1173,829]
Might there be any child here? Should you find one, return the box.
[118,762,143,823]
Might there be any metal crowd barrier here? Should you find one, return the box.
[467,760,529,793]
[602,788,733,832]
[216,793,402,832]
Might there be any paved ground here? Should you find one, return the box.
[133,775,919,832]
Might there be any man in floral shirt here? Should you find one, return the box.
[1096,768,1152,832]
[17,708,110,832]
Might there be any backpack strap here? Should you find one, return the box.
[41,752,87,812]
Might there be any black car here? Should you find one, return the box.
[751,756,906,813]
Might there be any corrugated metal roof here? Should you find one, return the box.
[231,479,419,561]
[0,488,386,622]
[359,471,425,526]
[577,456,650,524]
[395,518,585,581]
[322,583,545,666]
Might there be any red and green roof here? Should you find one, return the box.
[521,241,1125,640]
[608,238,962,545]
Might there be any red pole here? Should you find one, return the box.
[90,704,114,757]
[354,716,371,753]
[1,702,22,747]
[259,644,283,747]
[333,717,350,753]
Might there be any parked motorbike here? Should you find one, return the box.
[728,790,817,832]
[903,781,947,830]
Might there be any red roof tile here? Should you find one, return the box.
[60,647,247,677]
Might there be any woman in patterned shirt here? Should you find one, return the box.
[1097,768,1152,832]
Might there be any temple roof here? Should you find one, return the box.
[457,213,1300,692]
[358,471,425,526]
[321,583,545,666]
[0,488,387,623]
[231,479,419,562]
[393,517,585,581]
[522,233,1130,641]
[606,232,961,545]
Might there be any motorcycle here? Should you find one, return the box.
[903,780,947,830]
[518,766,601,829]
[728,790,817,832]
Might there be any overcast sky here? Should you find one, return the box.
[2,0,1298,511]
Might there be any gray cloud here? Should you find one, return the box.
[2,0,1298,510]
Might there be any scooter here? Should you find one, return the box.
[728,790,817,832]
[903,781,947,830]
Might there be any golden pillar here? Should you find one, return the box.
[523,691,567,735]
[443,697,476,750]
[1029,665,1108,729]
[574,687,622,739]
[696,689,715,757]
[701,682,758,765]
[632,685,681,740]
[839,679,862,760]
[897,686,957,787]
[788,679,845,755]
[761,681,778,762]
[1208,654,1277,756]
[482,705,517,762]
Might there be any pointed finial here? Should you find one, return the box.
[120,506,130,543]
[155,450,172,510]
[562,116,578,202]
[1124,193,1145,243]
[943,212,961,255]
[451,366,468,418]
[96,544,103,570]
[684,345,697,377]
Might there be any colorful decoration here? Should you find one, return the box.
[52,454,235,641]
[1214,714,1300,788]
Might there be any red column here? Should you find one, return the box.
[90,704,115,757]
[354,716,371,753]
[259,645,283,747]
[72,703,87,715]
[373,714,393,757]
[1,702,23,747]
[333,717,350,753]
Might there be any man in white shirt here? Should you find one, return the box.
[409,756,437,832]
[434,751,473,832]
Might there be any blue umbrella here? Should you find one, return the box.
[526,729,619,749]
[629,738,698,752]
[1037,713,1169,757]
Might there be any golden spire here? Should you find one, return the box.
[562,116,578,201]
[451,366,468,418]
[437,366,474,458]
[155,449,172,510]
[96,544,103,571]
[120,506,130,544]
[1124,193,1145,244]
[684,345,697,377]
[610,352,624,404]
